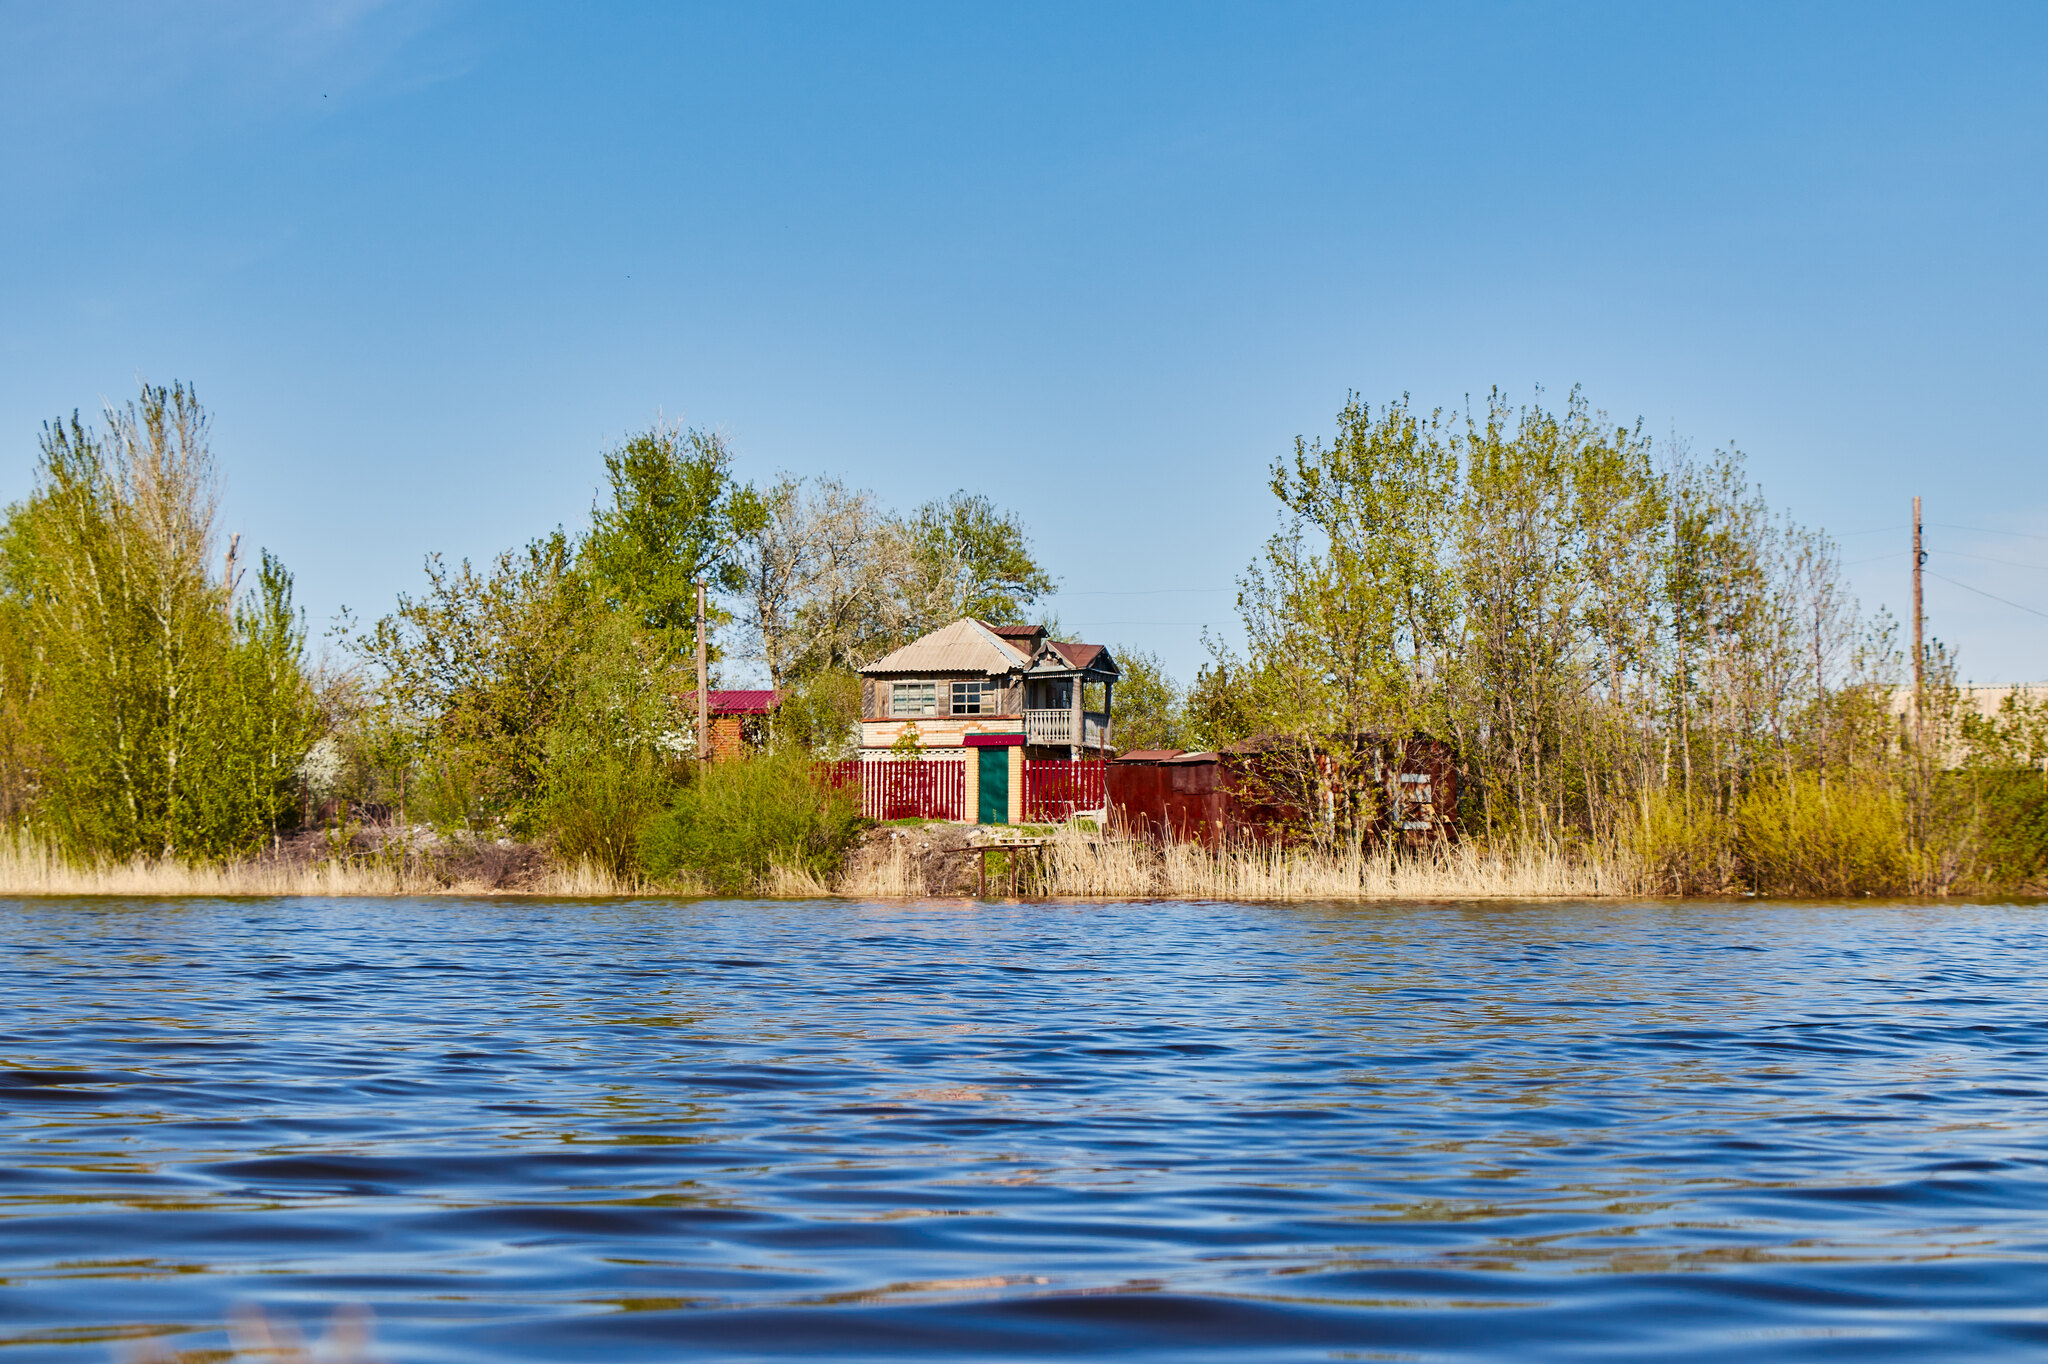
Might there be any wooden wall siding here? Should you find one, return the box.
[861,674,1028,723]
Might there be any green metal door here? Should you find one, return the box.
[978,746,1008,824]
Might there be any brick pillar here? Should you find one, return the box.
[1007,744,1024,824]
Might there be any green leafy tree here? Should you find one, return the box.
[357,533,593,831]
[1106,647,1184,752]
[895,491,1053,636]
[2,382,314,858]
[584,424,763,651]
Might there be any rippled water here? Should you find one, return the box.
[4,897,2048,1361]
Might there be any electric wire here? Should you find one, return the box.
[1923,569,2048,622]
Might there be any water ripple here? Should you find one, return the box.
[2,897,2047,1360]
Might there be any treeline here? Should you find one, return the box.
[1118,389,2048,894]
[0,384,1061,887]
[5,380,2042,894]
[0,386,314,860]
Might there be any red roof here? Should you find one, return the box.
[681,689,782,714]
[987,623,1044,640]
[1047,640,1110,671]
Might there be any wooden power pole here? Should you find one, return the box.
[695,580,710,767]
[1912,495,1924,746]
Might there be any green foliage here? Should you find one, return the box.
[772,667,862,758]
[0,383,316,859]
[638,752,862,893]
[1107,646,1183,751]
[357,534,593,831]
[1966,770,2048,890]
[536,610,686,875]
[1182,659,1262,751]
[1733,774,1910,898]
[898,491,1053,633]
[584,424,762,644]
[1631,789,1738,896]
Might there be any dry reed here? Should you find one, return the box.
[0,830,637,898]
[834,836,928,898]
[2,826,1637,902]
[1041,824,1637,900]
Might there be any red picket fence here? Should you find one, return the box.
[823,758,966,821]
[1024,759,1107,823]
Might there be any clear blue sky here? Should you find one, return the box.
[4,2,2044,683]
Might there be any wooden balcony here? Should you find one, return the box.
[1024,709,1110,748]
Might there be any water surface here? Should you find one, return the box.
[2,896,2046,1361]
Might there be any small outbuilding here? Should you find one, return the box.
[681,689,781,761]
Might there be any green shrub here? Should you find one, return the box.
[1631,788,1738,896]
[639,752,861,894]
[535,611,682,876]
[1734,773,1910,897]
[1959,769,2048,892]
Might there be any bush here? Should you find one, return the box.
[1631,789,1738,896]
[639,753,861,894]
[1959,769,2048,892]
[1734,773,1910,897]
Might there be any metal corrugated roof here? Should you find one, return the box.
[860,618,1031,675]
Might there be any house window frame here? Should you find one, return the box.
[951,678,986,715]
[891,681,937,718]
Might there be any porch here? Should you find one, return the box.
[1023,708,1110,749]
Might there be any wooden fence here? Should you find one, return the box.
[824,759,966,822]
[1024,759,1106,823]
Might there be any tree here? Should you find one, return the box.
[356,534,594,831]
[738,476,904,685]
[584,424,763,649]
[1106,647,1184,752]
[894,491,1052,636]
[2,382,315,858]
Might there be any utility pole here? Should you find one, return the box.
[695,580,710,767]
[1912,495,1925,748]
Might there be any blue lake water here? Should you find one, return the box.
[2,896,2047,1361]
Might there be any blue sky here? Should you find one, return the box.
[3,1,2044,683]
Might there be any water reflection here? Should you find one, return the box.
[0,897,2045,1361]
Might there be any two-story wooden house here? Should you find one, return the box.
[859,618,1119,761]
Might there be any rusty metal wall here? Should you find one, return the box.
[1109,738,1462,846]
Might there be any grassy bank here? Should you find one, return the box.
[0,830,637,898]
[1,822,1632,901]
[834,824,1635,900]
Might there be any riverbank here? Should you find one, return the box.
[0,823,1636,900]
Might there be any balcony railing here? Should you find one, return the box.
[1025,709,1110,747]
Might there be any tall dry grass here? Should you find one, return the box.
[0,829,637,898]
[4,823,1636,902]
[834,836,927,898]
[1035,824,1634,900]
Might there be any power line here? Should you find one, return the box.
[1931,522,2048,543]
[1924,569,2048,622]
[1049,587,1232,597]
[1843,549,1908,567]
[1943,550,2048,572]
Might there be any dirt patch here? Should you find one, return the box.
[840,823,1046,896]
[249,821,556,892]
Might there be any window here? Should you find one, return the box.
[891,682,936,717]
[1397,773,1433,830]
[951,679,985,715]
